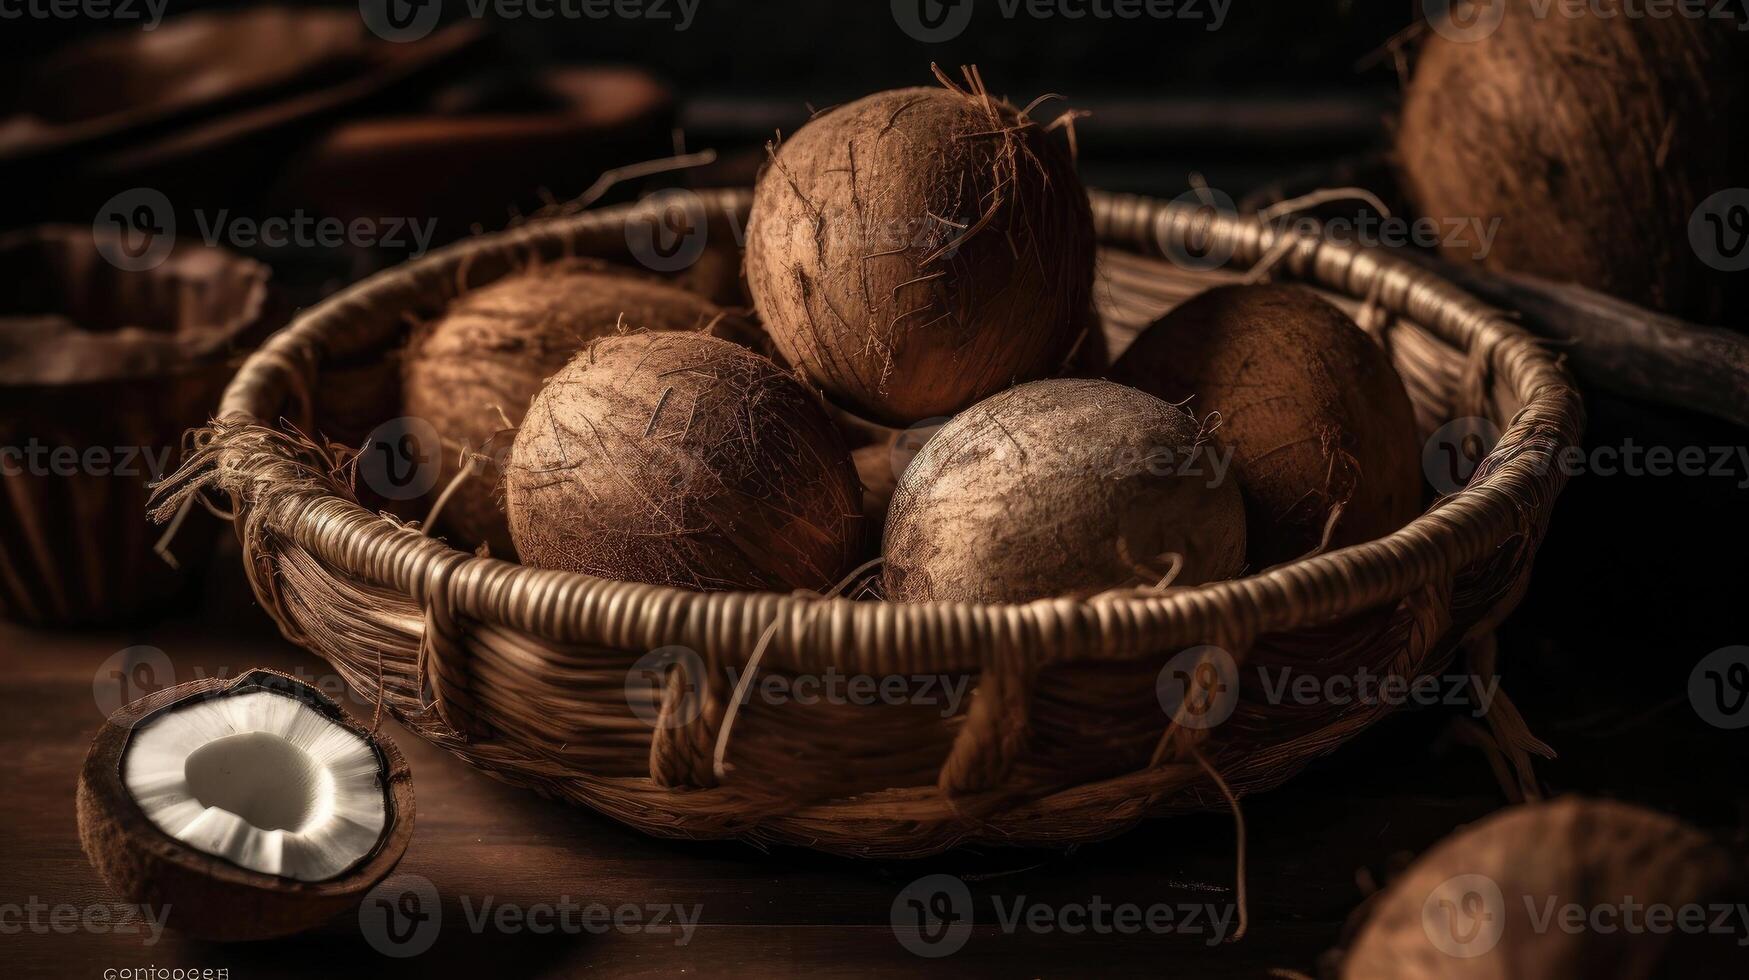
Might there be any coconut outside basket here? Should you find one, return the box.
[156,187,1583,858]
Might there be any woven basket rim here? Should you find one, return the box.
[207,187,1581,674]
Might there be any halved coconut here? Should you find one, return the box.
[77,669,414,941]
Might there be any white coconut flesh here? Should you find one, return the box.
[121,689,388,882]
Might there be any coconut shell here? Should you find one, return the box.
[883,378,1246,603]
[1396,0,1749,323]
[1345,798,1749,978]
[76,669,415,942]
[1111,284,1421,569]
[745,79,1095,424]
[403,260,761,558]
[504,332,862,593]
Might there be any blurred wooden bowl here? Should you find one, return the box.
[270,66,675,243]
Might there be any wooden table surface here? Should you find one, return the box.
[4,538,1745,979]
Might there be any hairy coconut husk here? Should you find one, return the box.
[76,669,414,942]
[1111,284,1421,568]
[745,68,1095,424]
[403,259,762,558]
[1344,798,1749,978]
[1396,0,1749,324]
[883,378,1245,603]
[504,332,862,593]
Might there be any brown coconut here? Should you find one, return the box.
[1111,284,1421,568]
[77,669,414,942]
[504,332,862,593]
[883,378,1246,603]
[745,70,1095,424]
[1345,798,1749,978]
[403,259,761,557]
[1396,0,1749,323]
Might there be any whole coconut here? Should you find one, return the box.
[504,332,861,593]
[403,261,760,558]
[1111,284,1420,568]
[883,378,1246,603]
[745,73,1095,424]
[1396,0,1749,322]
[1345,798,1749,978]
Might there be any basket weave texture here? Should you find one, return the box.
[159,188,1583,857]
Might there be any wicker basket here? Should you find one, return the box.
[160,188,1582,857]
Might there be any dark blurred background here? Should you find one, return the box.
[0,0,1412,243]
